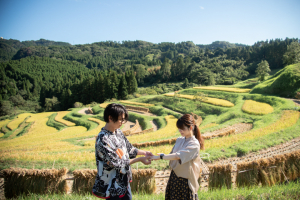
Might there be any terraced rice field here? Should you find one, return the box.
[193,86,251,93]
[6,113,31,130]
[242,100,274,115]
[119,100,155,107]
[55,111,76,126]
[164,93,234,107]
[128,115,178,144]
[1,82,300,197]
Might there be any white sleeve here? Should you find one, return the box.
[175,143,199,165]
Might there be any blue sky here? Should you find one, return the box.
[0,0,299,45]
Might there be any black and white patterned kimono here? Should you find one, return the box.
[92,127,138,198]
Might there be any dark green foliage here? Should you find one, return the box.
[118,74,128,100]
[0,37,299,116]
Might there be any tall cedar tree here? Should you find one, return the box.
[118,74,128,100]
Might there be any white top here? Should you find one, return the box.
[169,136,201,197]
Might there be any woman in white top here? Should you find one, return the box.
[151,114,204,200]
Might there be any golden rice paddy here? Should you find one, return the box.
[193,86,251,93]
[128,115,179,144]
[0,119,10,129]
[242,100,274,115]
[142,110,299,155]
[6,113,32,130]
[164,93,234,107]
[55,111,76,126]
[119,100,155,107]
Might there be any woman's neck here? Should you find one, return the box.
[104,123,116,133]
[185,131,193,139]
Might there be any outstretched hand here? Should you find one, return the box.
[140,156,152,165]
[145,151,154,157]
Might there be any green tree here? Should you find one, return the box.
[44,96,60,111]
[256,60,271,81]
[159,58,171,81]
[193,92,208,108]
[183,78,189,88]
[118,74,128,100]
[283,41,300,66]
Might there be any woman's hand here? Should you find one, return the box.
[137,150,154,157]
[145,151,154,157]
[139,156,152,165]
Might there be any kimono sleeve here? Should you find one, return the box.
[123,134,138,159]
[96,134,130,170]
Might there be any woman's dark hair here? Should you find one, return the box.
[104,103,128,123]
[176,114,204,150]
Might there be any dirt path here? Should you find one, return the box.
[284,98,300,107]
[121,121,136,132]
[154,136,300,193]
[202,123,253,138]
[150,120,158,131]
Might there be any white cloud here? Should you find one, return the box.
[200,6,204,10]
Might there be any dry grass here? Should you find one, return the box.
[164,93,234,107]
[131,169,157,194]
[55,111,76,126]
[242,100,274,115]
[193,86,251,93]
[208,164,232,190]
[2,167,68,199]
[72,169,97,194]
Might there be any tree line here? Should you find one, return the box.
[0,37,299,116]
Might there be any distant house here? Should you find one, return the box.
[0,37,3,39]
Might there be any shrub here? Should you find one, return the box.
[74,102,83,108]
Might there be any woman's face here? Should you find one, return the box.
[178,125,192,138]
[110,113,126,130]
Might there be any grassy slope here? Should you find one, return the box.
[251,63,300,97]
[13,181,300,200]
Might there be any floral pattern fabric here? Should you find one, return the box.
[92,128,138,198]
[165,170,199,200]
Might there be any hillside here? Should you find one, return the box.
[250,63,300,97]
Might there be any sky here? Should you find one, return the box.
[0,0,299,46]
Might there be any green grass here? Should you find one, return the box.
[251,63,300,97]
[11,181,300,200]
[46,113,67,130]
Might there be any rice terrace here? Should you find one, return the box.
[0,61,299,199]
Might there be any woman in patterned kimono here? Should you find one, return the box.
[92,103,153,200]
[151,114,204,200]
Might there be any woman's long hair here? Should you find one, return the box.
[176,114,205,150]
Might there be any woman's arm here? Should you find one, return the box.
[137,149,154,157]
[151,153,180,161]
[130,156,152,165]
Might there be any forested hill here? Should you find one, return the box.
[0,37,299,116]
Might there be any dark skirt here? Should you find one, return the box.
[165,170,198,200]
